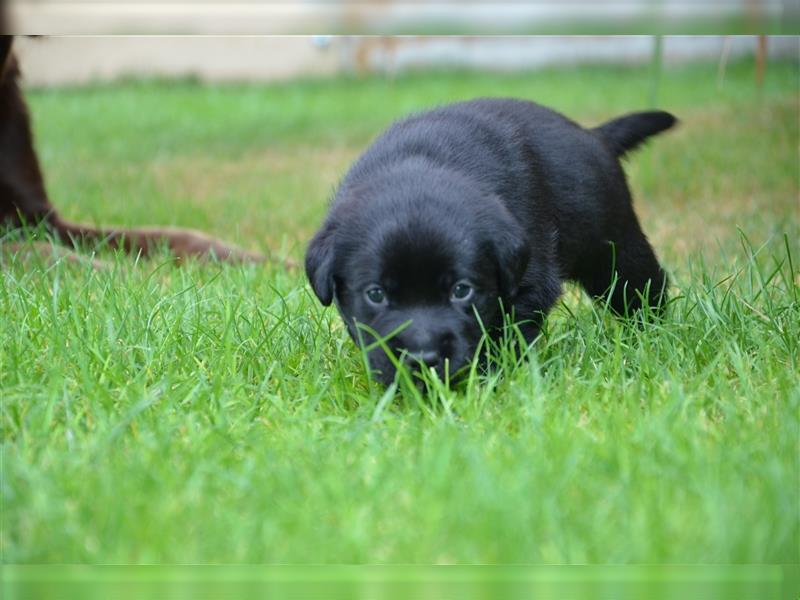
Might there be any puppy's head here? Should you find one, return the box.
[306,164,530,386]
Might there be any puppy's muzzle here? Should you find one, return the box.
[403,350,442,369]
[394,326,457,377]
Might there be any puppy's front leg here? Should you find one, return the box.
[505,273,563,346]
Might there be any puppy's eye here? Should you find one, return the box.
[450,281,474,302]
[365,286,387,305]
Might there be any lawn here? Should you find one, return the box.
[1,59,798,564]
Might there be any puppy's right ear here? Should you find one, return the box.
[305,220,337,306]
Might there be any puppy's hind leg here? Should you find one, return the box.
[578,226,668,317]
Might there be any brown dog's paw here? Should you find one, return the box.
[146,227,298,269]
[150,227,265,263]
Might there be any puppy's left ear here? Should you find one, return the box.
[492,211,530,299]
[305,220,337,306]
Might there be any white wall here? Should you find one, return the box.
[13,36,799,89]
[13,37,342,87]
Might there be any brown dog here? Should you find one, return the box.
[1,35,265,265]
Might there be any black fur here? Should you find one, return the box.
[593,110,676,158]
[306,98,675,385]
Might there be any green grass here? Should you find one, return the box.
[1,59,798,564]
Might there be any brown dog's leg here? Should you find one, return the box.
[0,36,55,228]
[1,36,13,76]
[1,35,279,267]
[49,217,269,264]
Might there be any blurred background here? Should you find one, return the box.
[13,35,799,86]
[10,34,798,269]
[8,0,798,34]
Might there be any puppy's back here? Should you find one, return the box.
[337,99,621,231]
[338,98,556,208]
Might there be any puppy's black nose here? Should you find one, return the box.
[405,350,441,369]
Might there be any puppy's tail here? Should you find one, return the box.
[594,111,677,158]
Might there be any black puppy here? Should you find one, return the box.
[306,98,675,385]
